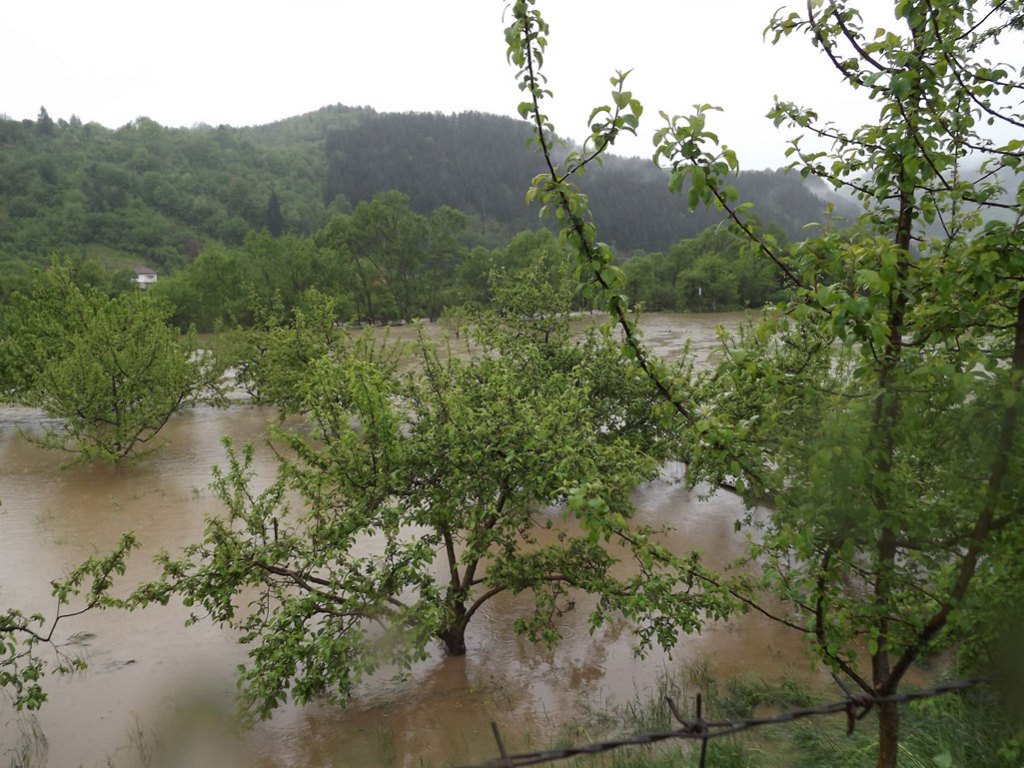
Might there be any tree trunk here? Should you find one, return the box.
[439,599,468,656]
[876,700,900,768]
[439,624,467,656]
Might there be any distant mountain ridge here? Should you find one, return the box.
[0,104,853,279]
[324,110,857,252]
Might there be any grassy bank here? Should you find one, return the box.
[537,666,1021,768]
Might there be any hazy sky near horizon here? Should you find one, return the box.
[4,0,899,169]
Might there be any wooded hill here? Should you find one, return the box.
[324,110,855,251]
[0,104,852,284]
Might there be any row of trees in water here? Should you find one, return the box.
[0,205,784,469]
[0,178,790,473]
[144,191,789,331]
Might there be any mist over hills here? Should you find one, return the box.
[0,104,853,276]
[323,110,856,252]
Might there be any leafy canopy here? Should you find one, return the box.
[132,280,735,719]
[0,263,224,463]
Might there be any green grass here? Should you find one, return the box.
[784,688,1023,768]
[547,667,1021,768]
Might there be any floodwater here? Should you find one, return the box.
[0,312,825,767]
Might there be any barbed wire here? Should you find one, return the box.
[455,677,986,768]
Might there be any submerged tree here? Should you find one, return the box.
[508,1,1024,766]
[131,280,735,719]
[0,265,224,463]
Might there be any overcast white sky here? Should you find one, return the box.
[3,1,899,169]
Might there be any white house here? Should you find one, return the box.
[132,265,158,289]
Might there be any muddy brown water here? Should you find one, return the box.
[0,312,826,767]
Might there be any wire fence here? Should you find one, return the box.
[454,677,985,768]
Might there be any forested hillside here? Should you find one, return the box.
[324,110,855,251]
[0,105,367,288]
[0,104,852,295]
